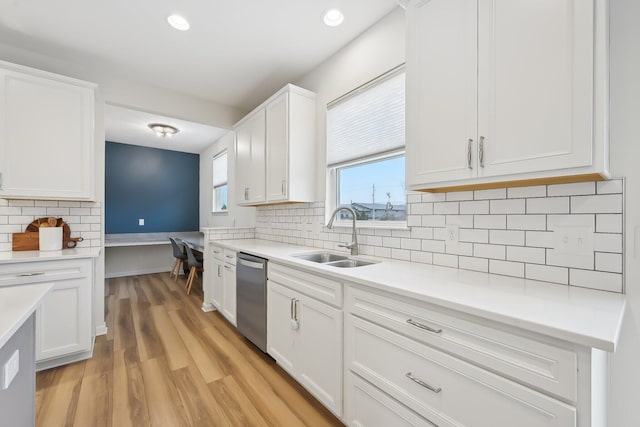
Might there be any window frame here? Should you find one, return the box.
[212,150,228,213]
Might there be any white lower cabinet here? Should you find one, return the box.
[211,257,223,310]
[36,276,91,361]
[0,258,94,370]
[344,285,599,427]
[267,266,343,417]
[221,259,237,327]
[210,245,237,326]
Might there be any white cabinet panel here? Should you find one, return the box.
[211,258,223,310]
[267,280,297,375]
[36,277,91,361]
[0,62,96,200]
[265,93,289,202]
[235,109,266,204]
[222,262,237,326]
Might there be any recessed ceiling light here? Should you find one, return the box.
[167,14,190,31]
[148,123,179,137]
[323,8,344,27]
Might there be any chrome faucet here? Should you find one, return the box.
[326,207,359,256]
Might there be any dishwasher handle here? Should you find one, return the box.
[237,258,265,270]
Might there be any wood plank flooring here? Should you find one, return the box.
[36,273,344,427]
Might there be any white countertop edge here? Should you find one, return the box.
[211,239,627,352]
[0,247,101,264]
[0,282,53,349]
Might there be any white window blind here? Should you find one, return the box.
[327,69,405,166]
[213,152,227,187]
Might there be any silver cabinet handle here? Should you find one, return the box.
[290,298,294,320]
[217,265,221,277]
[294,299,300,322]
[213,250,221,254]
[225,254,234,259]
[281,179,286,195]
[406,318,442,334]
[479,136,485,168]
[406,372,442,393]
[224,265,231,270]
[467,139,473,169]
[244,187,249,200]
[17,272,45,277]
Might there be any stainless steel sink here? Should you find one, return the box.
[293,252,349,263]
[325,259,377,268]
[292,252,378,268]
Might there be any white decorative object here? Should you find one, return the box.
[38,228,62,251]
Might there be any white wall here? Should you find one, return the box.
[294,8,406,200]
[607,0,640,425]
[199,131,256,229]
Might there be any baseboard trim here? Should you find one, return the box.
[105,268,178,279]
[201,302,217,312]
[95,323,108,336]
[36,337,95,371]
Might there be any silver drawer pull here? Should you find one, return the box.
[406,372,442,394]
[406,318,442,334]
[17,272,45,277]
[225,254,234,259]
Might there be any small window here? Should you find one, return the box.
[212,151,228,212]
[327,66,406,227]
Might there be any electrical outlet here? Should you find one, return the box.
[445,224,459,245]
[138,218,144,226]
[2,350,19,390]
[554,227,594,255]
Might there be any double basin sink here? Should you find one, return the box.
[292,252,378,268]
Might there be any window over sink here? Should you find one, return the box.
[326,66,406,227]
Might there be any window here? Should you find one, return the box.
[212,151,228,212]
[327,66,406,226]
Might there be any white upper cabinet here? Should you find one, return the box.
[0,61,97,200]
[235,84,316,206]
[406,0,609,191]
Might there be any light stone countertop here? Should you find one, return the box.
[0,282,52,349]
[0,247,100,264]
[210,239,626,352]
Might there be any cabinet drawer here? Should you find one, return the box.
[346,315,576,427]
[212,245,224,261]
[223,249,236,265]
[268,263,342,307]
[346,286,577,402]
[346,373,434,427]
[0,259,90,287]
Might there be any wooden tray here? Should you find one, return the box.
[25,217,84,249]
[12,232,40,251]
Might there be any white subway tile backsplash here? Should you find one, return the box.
[507,215,546,230]
[527,197,569,214]
[597,179,623,194]
[595,252,623,273]
[547,182,595,197]
[9,216,33,224]
[526,264,569,285]
[489,260,525,278]
[508,185,546,199]
[490,199,525,214]
[474,215,506,230]
[474,188,507,200]
[474,243,506,260]
[570,269,623,293]
[252,179,623,292]
[460,200,489,215]
[490,230,525,246]
[596,214,623,233]
[571,194,623,214]
[446,191,474,201]
[8,200,34,207]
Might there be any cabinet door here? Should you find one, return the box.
[235,110,266,205]
[212,258,223,310]
[222,263,237,326]
[406,0,477,188]
[297,295,343,416]
[266,281,297,376]
[477,0,594,177]
[265,93,289,202]
[36,277,92,361]
[0,68,95,200]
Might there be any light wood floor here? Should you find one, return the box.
[35,272,344,427]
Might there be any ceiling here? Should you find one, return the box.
[0,0,399,112]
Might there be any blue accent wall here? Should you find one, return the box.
[105,141,199,233]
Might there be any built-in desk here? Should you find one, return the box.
[105,231,203,278]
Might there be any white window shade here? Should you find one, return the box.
[327,70,405,166]
[213,152,227,187]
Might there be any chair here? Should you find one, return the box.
[184,243,204,295]
[169,238,187,281]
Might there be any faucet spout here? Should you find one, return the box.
[326,207,359,256]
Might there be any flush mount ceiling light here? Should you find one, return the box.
[167,14,190,31]
[323,8,344,27]
[148,123,179,137]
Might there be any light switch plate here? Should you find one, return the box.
[138,218,144,226]
[2,350,19,390]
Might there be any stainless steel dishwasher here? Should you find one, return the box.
[236,252,268,352]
